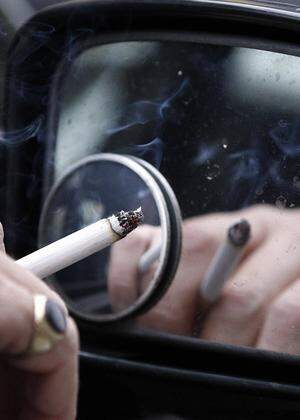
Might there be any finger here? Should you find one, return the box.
[256,278,300,355]
[0,279,35,355]
[201,215,300,346]
[0,240,78,418]
[108,225,156,311]
[13,319,79,420]
[0,276,79,419]
[0,252,67,312]
[0,223,5,253]
[138,205,271,335]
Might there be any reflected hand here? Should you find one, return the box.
[0,224,79,420]
[109,205,300,355]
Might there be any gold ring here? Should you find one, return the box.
[27,294,67,355]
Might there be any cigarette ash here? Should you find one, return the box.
[109,208,144,237]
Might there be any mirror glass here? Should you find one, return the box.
[49,40,300,353]
[40,155,167,318]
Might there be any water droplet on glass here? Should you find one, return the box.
[293,176,300,189]
[256,186,264,196]
[178,70,183,76]
[137,189,150,200]
[275,196,287,209]
[279,119,288,128]
[222,143,228,149]
[205,164,220,181]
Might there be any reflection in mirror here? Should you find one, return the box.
[40,155,167,318]
[50,40,300,354]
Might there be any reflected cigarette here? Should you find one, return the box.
[200,219,251,302]
[17,208,143,279]
[139,242,161,273]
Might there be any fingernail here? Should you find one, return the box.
[45,300,67,334]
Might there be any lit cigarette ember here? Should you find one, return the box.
[17,208,144,279]
[200,219,251,303]
[109,207,144,237]
[228,219,250,247]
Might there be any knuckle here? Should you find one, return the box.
[109,279,137,311]
[129,229,149,248]
[271,295,300,328]
[243,204,277,225]
[114,225,153,252]
[221,286,262,320]
[247,204,274,215]
[244,205,277,232]
[110,280,130,298]
[183,222,217,254]
[133,225,158,245]
[140,304,189,335]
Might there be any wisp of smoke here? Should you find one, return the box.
[0,116,43,146]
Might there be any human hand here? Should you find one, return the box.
[0,224,79,420]
[108,205,300,355]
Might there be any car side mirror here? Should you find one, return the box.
[3,6,300,416]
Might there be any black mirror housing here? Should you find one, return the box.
[4,1,300,418]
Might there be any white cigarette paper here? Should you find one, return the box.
[139,242,161,273]
[200,220,251,302]
[17,208,143,279]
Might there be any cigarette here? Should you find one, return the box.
[139,242,161,273]
[200,219,251,302]
[17,208,144,279]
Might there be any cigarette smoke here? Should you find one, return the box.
[0,116,43,146]
[10,23,55,66]
[5,27,300,220]
[106,79,190,169]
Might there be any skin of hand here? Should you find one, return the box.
[0,223,79,420]
[108,205,300,355]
